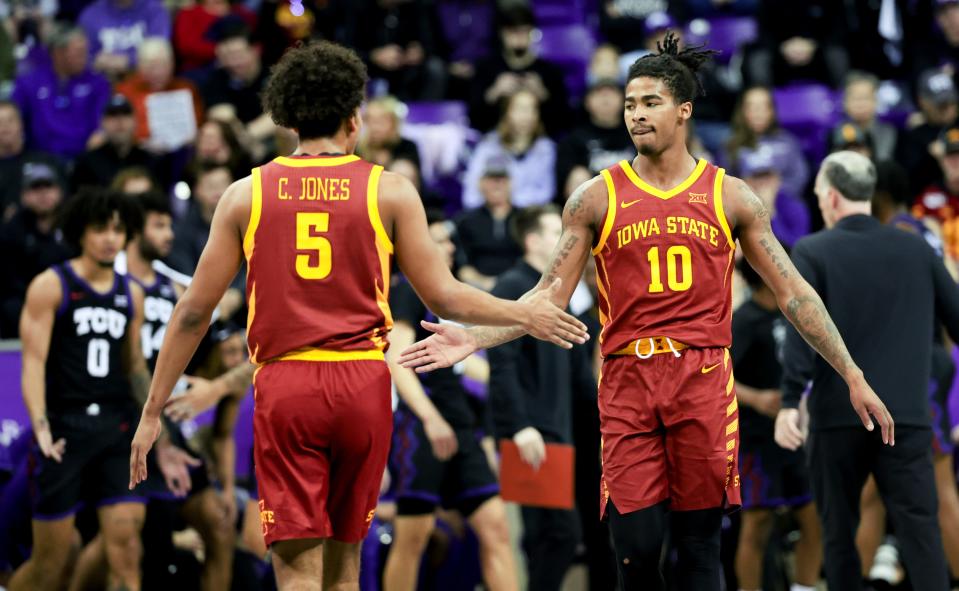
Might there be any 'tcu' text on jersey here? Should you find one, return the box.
[74,307,127,339]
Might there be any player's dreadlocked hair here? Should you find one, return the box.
[626,32,718,105]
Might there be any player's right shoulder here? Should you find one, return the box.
[564,173,609,228]
[26,268,63,310]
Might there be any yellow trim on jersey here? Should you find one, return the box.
[247,282,259,363]
[273,155,361,167]
[592,170,618,255]
[266,347,385,364]
[726,397,737,417]
[713,168,735,248]
[366,166,394,254]
[618,158,707,200]
[243,167,263,261]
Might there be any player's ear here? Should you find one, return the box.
[679,100,693,121]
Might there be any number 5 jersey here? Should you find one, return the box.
[592,159,735,355]
[244,155,394,364]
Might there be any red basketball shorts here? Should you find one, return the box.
[598,345,741,518]
[253,359,392,545]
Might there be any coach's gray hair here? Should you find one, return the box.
[820,151,876,202]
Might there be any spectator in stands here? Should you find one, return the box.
[255,0,344,69]
[746,0,848,87]
[433,0,495,100]
[116,37,204,146]
[348,0,445,101]
[738,146,810,247]
[915,0,959,84]
[71,94,159,191]
[454,155,522,291]
[199,21,275,160]
[599,0,672,53]
[173,0,256,73]
[356,95,421,168]
[844,0,932,81]
[841,71,897,161]
[724,86,809,197]
[77,0,171,80]
[185,119,253,185]
[388,157,444,212]
[0,100,64,222]
[588,44,621,82]
[110,165,157,194]
[913,126,959,262]
[10,24,110,161]
[463,89,556,209]
[168,161,244,320]
[898,69,959,195]
[829,122,874,160]
[556,78,633,202]
[469,5,569,136]
[0,162,70,337]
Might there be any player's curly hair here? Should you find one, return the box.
[262,41,368,140]
[626,32,718,105]
[59,188,140,251]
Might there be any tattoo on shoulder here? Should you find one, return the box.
[735,178,768,221]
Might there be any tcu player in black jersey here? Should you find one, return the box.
[68,192,236,591]
[10,189,162,591]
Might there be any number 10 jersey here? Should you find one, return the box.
[245,155,394,364]
[592,159,736,356]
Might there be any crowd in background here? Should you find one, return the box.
[3,0,959,589]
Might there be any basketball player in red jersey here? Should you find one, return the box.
[127,42,587,590]
[399,34,893,590]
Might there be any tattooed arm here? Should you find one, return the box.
[398,176,605,372]
[726,175,894,445]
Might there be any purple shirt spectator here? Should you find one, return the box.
[738,145,810,247]
[78,0,171,71]
[725,131,810,199]
[11,27,111,160]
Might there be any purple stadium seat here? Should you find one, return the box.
[404,101,470,126]
[436,1,495,64]
[530,0,587,25]
[683,16,758,65]
[535,24,597,102]
[773,83,842,166]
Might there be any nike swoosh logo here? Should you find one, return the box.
[701,363,721,374]
[621,199,642,208]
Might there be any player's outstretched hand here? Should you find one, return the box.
[156,441,202,497]
[849,376,894,446]
[165,376,222,421]
[129,413,161,490]
[774,409,804,450]
[35,417,66,463]
[398,321,476,373]
[523,279,589,349]
[424,415,458,461]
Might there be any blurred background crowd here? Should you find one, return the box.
[4,0,959,589]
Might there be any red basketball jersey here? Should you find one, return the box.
[244,154,393,364]
[592,159,735,356]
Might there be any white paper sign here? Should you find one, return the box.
[146,89,197,150]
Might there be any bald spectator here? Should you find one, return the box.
[116,37,204,144]
[0,162,71,337]
[0,101,64,221]
[10,25,110,160]
[78,0,171,80]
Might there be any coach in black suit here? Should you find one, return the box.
[776,150,959,591]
